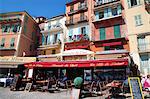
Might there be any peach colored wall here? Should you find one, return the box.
[0,34,18,49]
[17,13,39,56]
[94,20,127,41]
[0,12,39,57]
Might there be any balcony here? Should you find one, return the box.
[41,24,63,33]
[0,47,16,51]
[138,43,150,53]
[38,41,61,50]
[93,5,122,23]
[68,2,88,15]
[65,16,88,26]
[0,17,21,24]
[67,34,89,43]
[94,0,121,10]
[92,14,122,23]
[145,0,150,13]
[78,2,88,11]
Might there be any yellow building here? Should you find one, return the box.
[124,0,150,75]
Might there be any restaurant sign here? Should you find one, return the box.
[0,57,36,63]
[25,59,128,68]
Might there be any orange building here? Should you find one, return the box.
[0,11,39,76]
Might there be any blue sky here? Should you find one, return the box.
[0,0,66,18]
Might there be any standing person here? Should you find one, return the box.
[144,75,150,91]
[141,75,147,89]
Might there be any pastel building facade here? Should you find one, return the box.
[0,11,39,57]
[0,11,39,75]
[37,15,67,61]
[89,0,129,58]
[124,0,150,75]
[65,0,91,50]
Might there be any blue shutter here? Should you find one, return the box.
[86,26,89,40]
[127,0,131,8]
[57,32,60,42]
[42,34,45,45]
[104,8,108,18]
[117,5,122,15]
[69,29,73,42]
[108,8,112,17]
[95,11,99,20]
[47,33,50,44]
[78,27,81,35]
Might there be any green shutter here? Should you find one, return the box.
[10,38,15,47]
[114,25,121,38]
[0,38,5,48]
[11,25,15,32]
[24,25,27,33]
[1,25,5,33]
[99,27,106,40]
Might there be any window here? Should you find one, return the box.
[138,36,146,51]
[112,8,118,16]
[3,25,11,33]
[114,25,121,38]
[12,24,20,33]
[99,27,106,40]
[80,13,84,21]
[0,38,5,48]
[104,8,112,18]
[70,16,73,23]
[24,15,28,23]
[127,0,141,8]
[81,27,86,35]
[70,5,74,12]
[99,11,104,19]
[104,45,124,50]
[135,15,142,26]
[54,34,58,44]
[10,38,15,48]
[140,54,149,67]
[42,34,45,45]
[52,50,56,54]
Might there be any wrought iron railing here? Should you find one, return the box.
[138,43,150,52]
[65,15,88,26]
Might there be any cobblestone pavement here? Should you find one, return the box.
[0,87,134,99]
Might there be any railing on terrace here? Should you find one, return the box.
[41,24,62,32]
[138,43,150,52]
[66,33,89,42]
[95,0,119,6]
[78,2,88,10]
[65,15,88,26]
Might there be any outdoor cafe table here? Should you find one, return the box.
[36,80,48,85]
[106,81,122,96]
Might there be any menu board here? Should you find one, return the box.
[128,77,144,99]
[71,88,80,99]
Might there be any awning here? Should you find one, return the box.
[102,42,122,46]
[24,58,128,68]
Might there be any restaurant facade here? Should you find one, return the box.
[23,0,131,82]
[0,11,40,77]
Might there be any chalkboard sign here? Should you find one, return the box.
[24,83,32,92]
[128,77,144,99]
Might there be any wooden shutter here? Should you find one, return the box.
[99,27,106,40]
[114,25,121,38]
